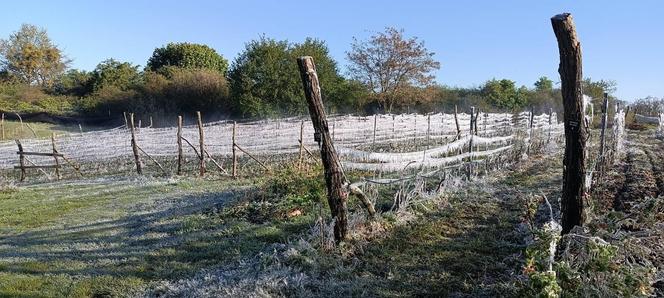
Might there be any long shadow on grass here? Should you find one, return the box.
[0,188,314,281]
[344,157,562,297]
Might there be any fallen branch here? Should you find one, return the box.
[136,144,166,173]
[204,147,230,176]
[234,144,270,172]
[348,182,376,218]
[181,137,201,159]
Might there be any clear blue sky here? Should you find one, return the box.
[1,0,662,101]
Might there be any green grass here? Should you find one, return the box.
[0,166,325,297]
[0,120,80,140]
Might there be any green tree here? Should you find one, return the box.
[582,78,617,100]
[146,42,228,74]
[229,37,351,117]
[0,24,69,87]
[53,69,93,97]
[482,79,527,110]
[534,76,553,92]
[91,59,141,92]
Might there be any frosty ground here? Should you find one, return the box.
[0,129,662,297]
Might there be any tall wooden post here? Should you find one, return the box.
[51,133,60,180]
[599,92,609,162]
[176,116,183,175]
[16,140,25,182]
[129,113,142,174]
[552,13,587,234]
[297,56,349,242]
[197,111,205,176]
[123,112,128,129]
[232,121,237,178]
[1,113,4,140]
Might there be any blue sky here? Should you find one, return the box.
[1,0,662,101]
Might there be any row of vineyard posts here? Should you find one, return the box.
[295,12,600,242]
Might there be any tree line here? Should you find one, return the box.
[0,23,638,122]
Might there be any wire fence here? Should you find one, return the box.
[0,111,564,179]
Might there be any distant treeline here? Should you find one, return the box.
[1,24,652,124]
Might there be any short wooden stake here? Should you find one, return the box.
[372,114,377,147]
[299,120,305,169]
[232,121,237,178]
[454,105,461,140]
[599,93,609,163]
[1,113,4,140]
[197,111,205,176]
[129,113,142,174]
[123,112,128,129]
[16,113,24,138]
[51,133,60,180]
[176,116,183,175]
[16,140,26,182]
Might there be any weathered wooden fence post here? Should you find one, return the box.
[197,111,205,176]
[1,113,4,140]
[474,108,480,136]
[16,113,24,138]
[232,121,237,178]
[468,107,475,180]
[548,108,554,142]
[176,116,183,175]
[51,133,60,180]
[129,113,143,174]
[299,120,305,169]
[599,92,609,164]
[297,56,349,243]
[16,140,26,182]
[123,112,128,129]
[372,114,377,148]
[454,105,461,140]
[552,13,587,234]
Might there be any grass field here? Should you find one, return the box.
[0,129,662,297]
[0,120,81,140]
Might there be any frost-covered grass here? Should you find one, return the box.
[0,171,324,297]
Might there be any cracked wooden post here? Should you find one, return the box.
[176,116,183,175]
[51,133,60,180]
[297,56,349,243]
[129,113,142,174]
[197,111,205,176]
[552,13,587,234]
[232,121,237,178]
